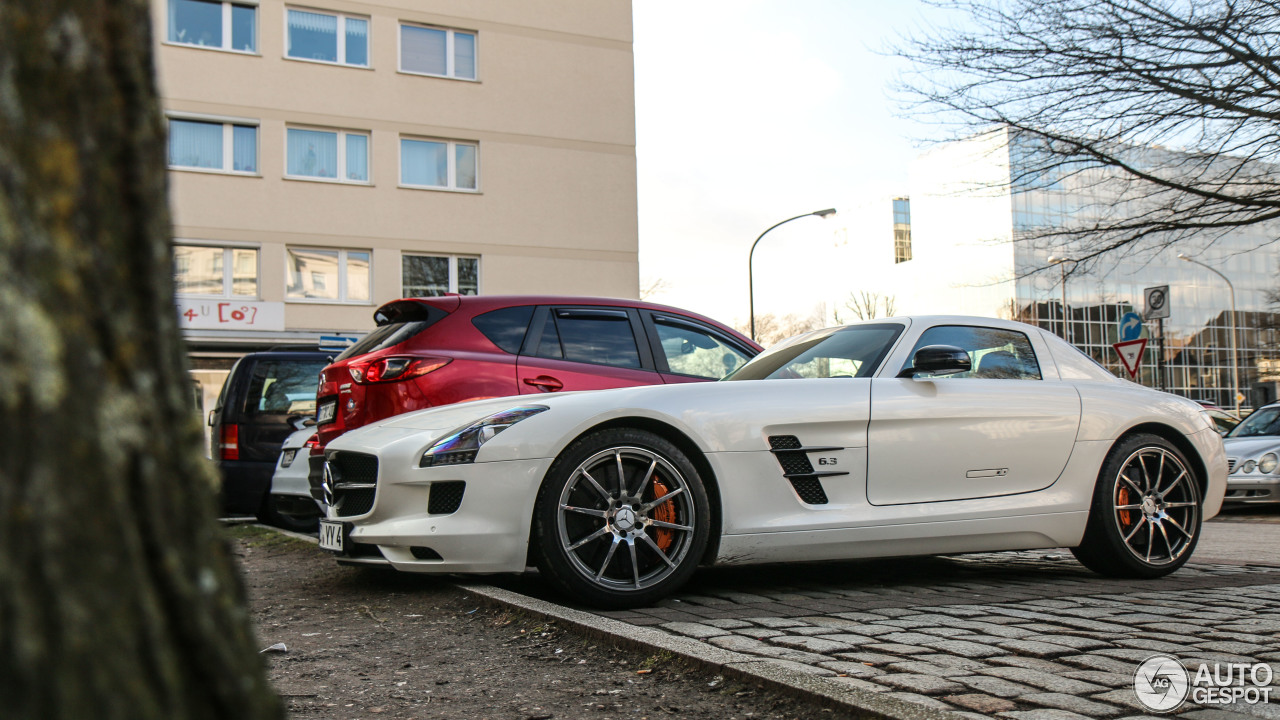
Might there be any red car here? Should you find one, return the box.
[308,295,761,498]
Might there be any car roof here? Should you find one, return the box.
[379,295,760,347]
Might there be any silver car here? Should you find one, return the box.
[267,427,323,531]
[1223,403,1280,504]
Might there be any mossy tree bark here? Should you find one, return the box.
[0,2,282,718]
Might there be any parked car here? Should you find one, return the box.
[1223,402,1280,504]
[1205,407,1241,436]
[317,316,1226,608]
[307,295,762,503]
[268,427,323,531]
[209,350,332,523]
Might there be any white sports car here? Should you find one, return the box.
[318,316,1227,608]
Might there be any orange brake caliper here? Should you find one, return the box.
[650,478,675,552]
[1118,486,1133,527]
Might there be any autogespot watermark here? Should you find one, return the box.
[1134,654,1274,712]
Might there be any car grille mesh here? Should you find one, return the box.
[330,451,378,518]
[789,477,829,505]
[427,481,466,515]
[768,435,829,505]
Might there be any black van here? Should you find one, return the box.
[209,350,332,527]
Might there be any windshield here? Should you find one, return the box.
[724,324,903,381]
[1228,407,1280,437]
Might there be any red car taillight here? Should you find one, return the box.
[348,356,450,384]
[218,424,240,461]
[304,435,318,450]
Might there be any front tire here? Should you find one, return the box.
[533,428,711,609]
[1072,433,1202,578]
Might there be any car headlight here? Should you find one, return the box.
[1242,459,1258,473]
[419,406,548,467]
[1261,453,1279,474]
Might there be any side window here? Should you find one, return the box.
[533,309,640,369]
[909,326,1041,380]
[243,360,328,416]
[472,306,534,354]
[653,318,750,379]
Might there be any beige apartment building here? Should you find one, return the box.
[152,0,639,406]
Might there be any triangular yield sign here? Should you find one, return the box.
[1112,338,1148,379]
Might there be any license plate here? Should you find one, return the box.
[317,399,336,425]
[280,449,297,467]
[319,520,344,552]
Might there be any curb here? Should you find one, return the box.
[457,581,956,720]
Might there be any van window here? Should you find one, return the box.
[244,359,328,416]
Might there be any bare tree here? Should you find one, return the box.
[835,291,897,322]
[0,2,281,718]
[899,0,1280,266]
[639,276,671,300]
[737,310,825,347]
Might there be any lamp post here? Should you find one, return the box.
[1047,256,1076,345]
[1179,253,1241,416]
[748,208,837,341]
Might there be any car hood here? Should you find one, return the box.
[1222,436,1280,458]
[326,393,592,453]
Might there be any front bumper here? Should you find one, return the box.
[325,456,552,574]
[1224,474,1280,504]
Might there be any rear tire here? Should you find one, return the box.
[533,428,710,609]
[1072,433,1201,578]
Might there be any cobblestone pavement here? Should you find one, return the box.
[492,515,1280,719]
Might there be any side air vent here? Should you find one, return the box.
[767,435,848,505]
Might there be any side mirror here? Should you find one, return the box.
[897,345,971,378]
[207,409,216,427]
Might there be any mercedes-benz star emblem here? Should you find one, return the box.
[614,507,636,532]
[322,461,338,508]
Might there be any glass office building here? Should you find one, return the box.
[868,129,1280,410]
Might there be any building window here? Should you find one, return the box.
[286,127,369,182]
[286,247,370,302]
[402,254,479,296]
[400,138,478,190]
[167,0,257,53]
[399,24,476,80]
[168,117,258,174]
[286,8,368,66]
[892,196,912,264]
[174,244,259,297]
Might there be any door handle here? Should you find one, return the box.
[523,375,564,392]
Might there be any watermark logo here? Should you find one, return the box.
[1134,655,1189,712]
[1134,655,1274,712]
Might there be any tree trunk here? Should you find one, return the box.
[0,2,282,718]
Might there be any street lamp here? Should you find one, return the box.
[748,208,837,341]
[1178,253,1241,416]
[1047,256,1076,345]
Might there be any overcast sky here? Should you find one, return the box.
[632,0,949,328]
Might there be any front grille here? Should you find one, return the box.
[333,452,378,483]
[329,451,379,518]
[1227,458,1238,474]
[428,481,466,515]
[768,435,829,505]
[335,488,375,516]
